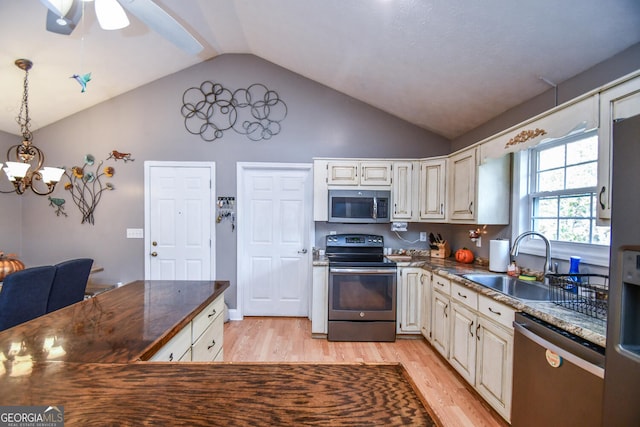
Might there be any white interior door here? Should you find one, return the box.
[144,162,215,280]
[238,163,312,317]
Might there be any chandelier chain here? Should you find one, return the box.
[17,66,32,143]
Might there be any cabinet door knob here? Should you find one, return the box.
[151,252,158,257]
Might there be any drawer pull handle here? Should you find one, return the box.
[207,340,216,350]
[169,352,174,362]
[488,307,502,316]
[208,309,217,318]
[457,292,467,299]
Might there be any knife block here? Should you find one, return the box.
[430,242,451,258]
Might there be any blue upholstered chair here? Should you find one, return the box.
[46,258,93,313]
[0,265,56,331]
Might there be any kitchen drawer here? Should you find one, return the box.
[149,325,191,362]
[451,282,478,310]
[478,295,515,329]
[192,315,224,361]
[432,274,451,294]
[192,295,224,342]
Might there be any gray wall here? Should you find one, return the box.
[4,54,448,308]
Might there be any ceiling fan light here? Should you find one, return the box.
[95,0,130,30]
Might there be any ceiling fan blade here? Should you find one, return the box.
[117,0,203,55]
[41,0,82,35]
[95,0,130,30]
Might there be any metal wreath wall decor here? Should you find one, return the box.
[181,82,287,142]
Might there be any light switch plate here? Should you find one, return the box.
[420,232,427,242]
[126,228,144,239]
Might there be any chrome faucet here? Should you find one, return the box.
[510,231,553,279]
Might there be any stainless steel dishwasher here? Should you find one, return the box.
[512,312,605,427]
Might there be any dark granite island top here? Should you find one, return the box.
[0,280,436,426]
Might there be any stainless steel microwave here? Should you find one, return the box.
[328,190,390,223]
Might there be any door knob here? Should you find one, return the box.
[151,252,158,257]
[298,248,308,254]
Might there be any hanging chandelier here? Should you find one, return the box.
[1,59,65,196]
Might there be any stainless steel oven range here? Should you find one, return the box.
[326,234,397,342]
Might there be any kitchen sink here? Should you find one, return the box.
[462,273,551,301]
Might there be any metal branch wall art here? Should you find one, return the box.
[50,151,133,224]
[181,82,287,142]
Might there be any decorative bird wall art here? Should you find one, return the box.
[71,72,91,93]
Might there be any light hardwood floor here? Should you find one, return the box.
[224,317,509,427]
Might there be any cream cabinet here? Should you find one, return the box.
[450,302,477,384]
[448,147,510,224]
[326,160,392,186]
[391,161,417,221]
[149,293,225,362]
[420,271,431,339]
[476,315,513,422]
[418,158,447,221]
[597,75,640,224]
[430,273,451,358]
[311,265,328,336]
[191,295,225,361]
[427,275,514,422]
[448,148,476,221]
[397,267,424,334]
[149,324,191,362]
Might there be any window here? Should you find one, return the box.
[529,131,610,245]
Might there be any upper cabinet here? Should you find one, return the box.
[326,160,392,186]
[447,147,510,224]
[448,148,476,221]
[419,158,447,221]
[597,75,640,224]
[391,161,417,221]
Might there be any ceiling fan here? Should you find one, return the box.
[39,0,203,54]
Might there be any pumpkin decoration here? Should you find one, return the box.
[455,248,475,264]
[0,252,25,281]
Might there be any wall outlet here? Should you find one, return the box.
[419,232,427,242]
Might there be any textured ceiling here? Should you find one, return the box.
[1,0,639,140]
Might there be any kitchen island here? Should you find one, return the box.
[0,280,435,426]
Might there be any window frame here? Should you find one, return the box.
[512,132,610,268]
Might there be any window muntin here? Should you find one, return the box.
[530,132,609,246]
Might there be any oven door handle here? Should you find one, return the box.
[330,267,396,274]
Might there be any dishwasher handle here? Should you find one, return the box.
[513,321,605,379]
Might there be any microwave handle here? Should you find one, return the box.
[372,196,378,219]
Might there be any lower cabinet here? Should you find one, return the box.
[429,274,514,422]
[311,265,328,335]
[150,293,225,362]
[397,267,425,334]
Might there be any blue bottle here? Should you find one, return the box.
[567,256,581,294]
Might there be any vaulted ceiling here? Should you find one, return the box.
[1,0,639,140]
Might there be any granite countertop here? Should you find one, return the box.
[314,255,607,347]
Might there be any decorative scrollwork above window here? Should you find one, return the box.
[504,128,547,149]
[181,82,287,142]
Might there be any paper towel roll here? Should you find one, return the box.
[489,240,510,272]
